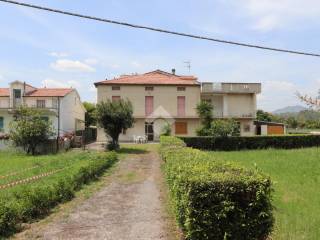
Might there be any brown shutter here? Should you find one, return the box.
[175,122,188,134]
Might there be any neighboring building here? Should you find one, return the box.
[0,81,86,136]
[201,82,261,136]
[94,70,261,142]
[254,121,286,135]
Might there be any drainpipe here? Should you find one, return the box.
[56,97,61,152]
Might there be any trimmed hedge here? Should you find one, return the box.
[0,152,117,237]
[160,136,273,240]
[180,135,320,151]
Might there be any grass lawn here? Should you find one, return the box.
[211,147,320,240]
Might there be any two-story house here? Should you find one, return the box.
[0,81,86,136]
[94,70,261,142]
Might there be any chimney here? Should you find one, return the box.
[172,68,176,75]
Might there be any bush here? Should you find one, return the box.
[160,136,273,240]
[0,152,117,237]
[180,135,320,151]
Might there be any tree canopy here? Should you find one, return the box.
[83,101,97,127]
[10,106,55,155]
[96,99,134,150]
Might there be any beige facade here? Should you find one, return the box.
[95,70,261,142]
[0,81,85,136]
[97,84,201,142]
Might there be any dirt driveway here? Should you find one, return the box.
[14,145,177,240]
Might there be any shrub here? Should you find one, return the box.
[180,135,320,151]
[0,152,117,237]
[160,136,273,240]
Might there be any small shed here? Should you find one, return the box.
[254,121,286,135]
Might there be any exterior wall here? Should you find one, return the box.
[238,119,255,136]
[97,118,200,142]
[225,94,256,118]
[97,85,200,118]
[60,91,86,135]
[0,110,14,134]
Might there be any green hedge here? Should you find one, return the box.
[180,135,320,151]
[160,136,273,240]
[0,152,117,237]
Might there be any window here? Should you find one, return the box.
[0,117,3,131]
[145,86,154,91]
[36,100,46,108]
[244,124,251,132]
[175,122,188,135]
[122,128,127,135]
[112,86,120,91]
[177,96,186,117]
[13,89,21,98]
[112,96,121,102]
[145,96,154,116]
[177,86,186,91]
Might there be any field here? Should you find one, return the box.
[211,147,320,240]
[0,150,117,236]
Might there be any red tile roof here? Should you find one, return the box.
[94,70,199,86]
[0,88,73,97]
[0,88,9,97]
[25,88,73,97]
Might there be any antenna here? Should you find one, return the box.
[184,61,191,73]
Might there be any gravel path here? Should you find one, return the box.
[16,148,172,240]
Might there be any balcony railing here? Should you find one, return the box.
[202,82,261,94]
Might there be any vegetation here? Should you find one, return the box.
[196,101,240,137]
[180,135,320,151]
[257,108,320,130]
[96,99,134,150]
[160,122,171,136]
[83,101,97,127]
[9,106,55,155]
[160,136,273,240]
[0,150,117,237]
[196,100,213,129]
[212,148,320,240]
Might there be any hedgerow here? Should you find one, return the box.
[0,151,117,237]
[180,135,320,151]
[160,136,274,240]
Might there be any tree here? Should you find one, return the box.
[160,122,171,136]
[9,106,55,155]
[83,102,97,127]
[256,110,273,122]
[286,116,299,129]
[196,101,213,135]
[96,99,134,150]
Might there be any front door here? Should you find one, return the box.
[145,122,154,141]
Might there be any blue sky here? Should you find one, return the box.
[1,0,320,111]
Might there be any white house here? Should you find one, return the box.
[0,81,86,137]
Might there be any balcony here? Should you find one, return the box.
[201,82,261,94]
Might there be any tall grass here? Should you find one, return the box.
[211,148,320,240]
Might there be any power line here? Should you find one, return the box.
[1,0,320,58]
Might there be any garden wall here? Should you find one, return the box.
[180,135,320,151]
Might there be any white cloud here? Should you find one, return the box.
[49,52,69,58]
[233,0,320,31]
[42,79,82,89]
[84,58,99,65]
[50,59,95,73]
